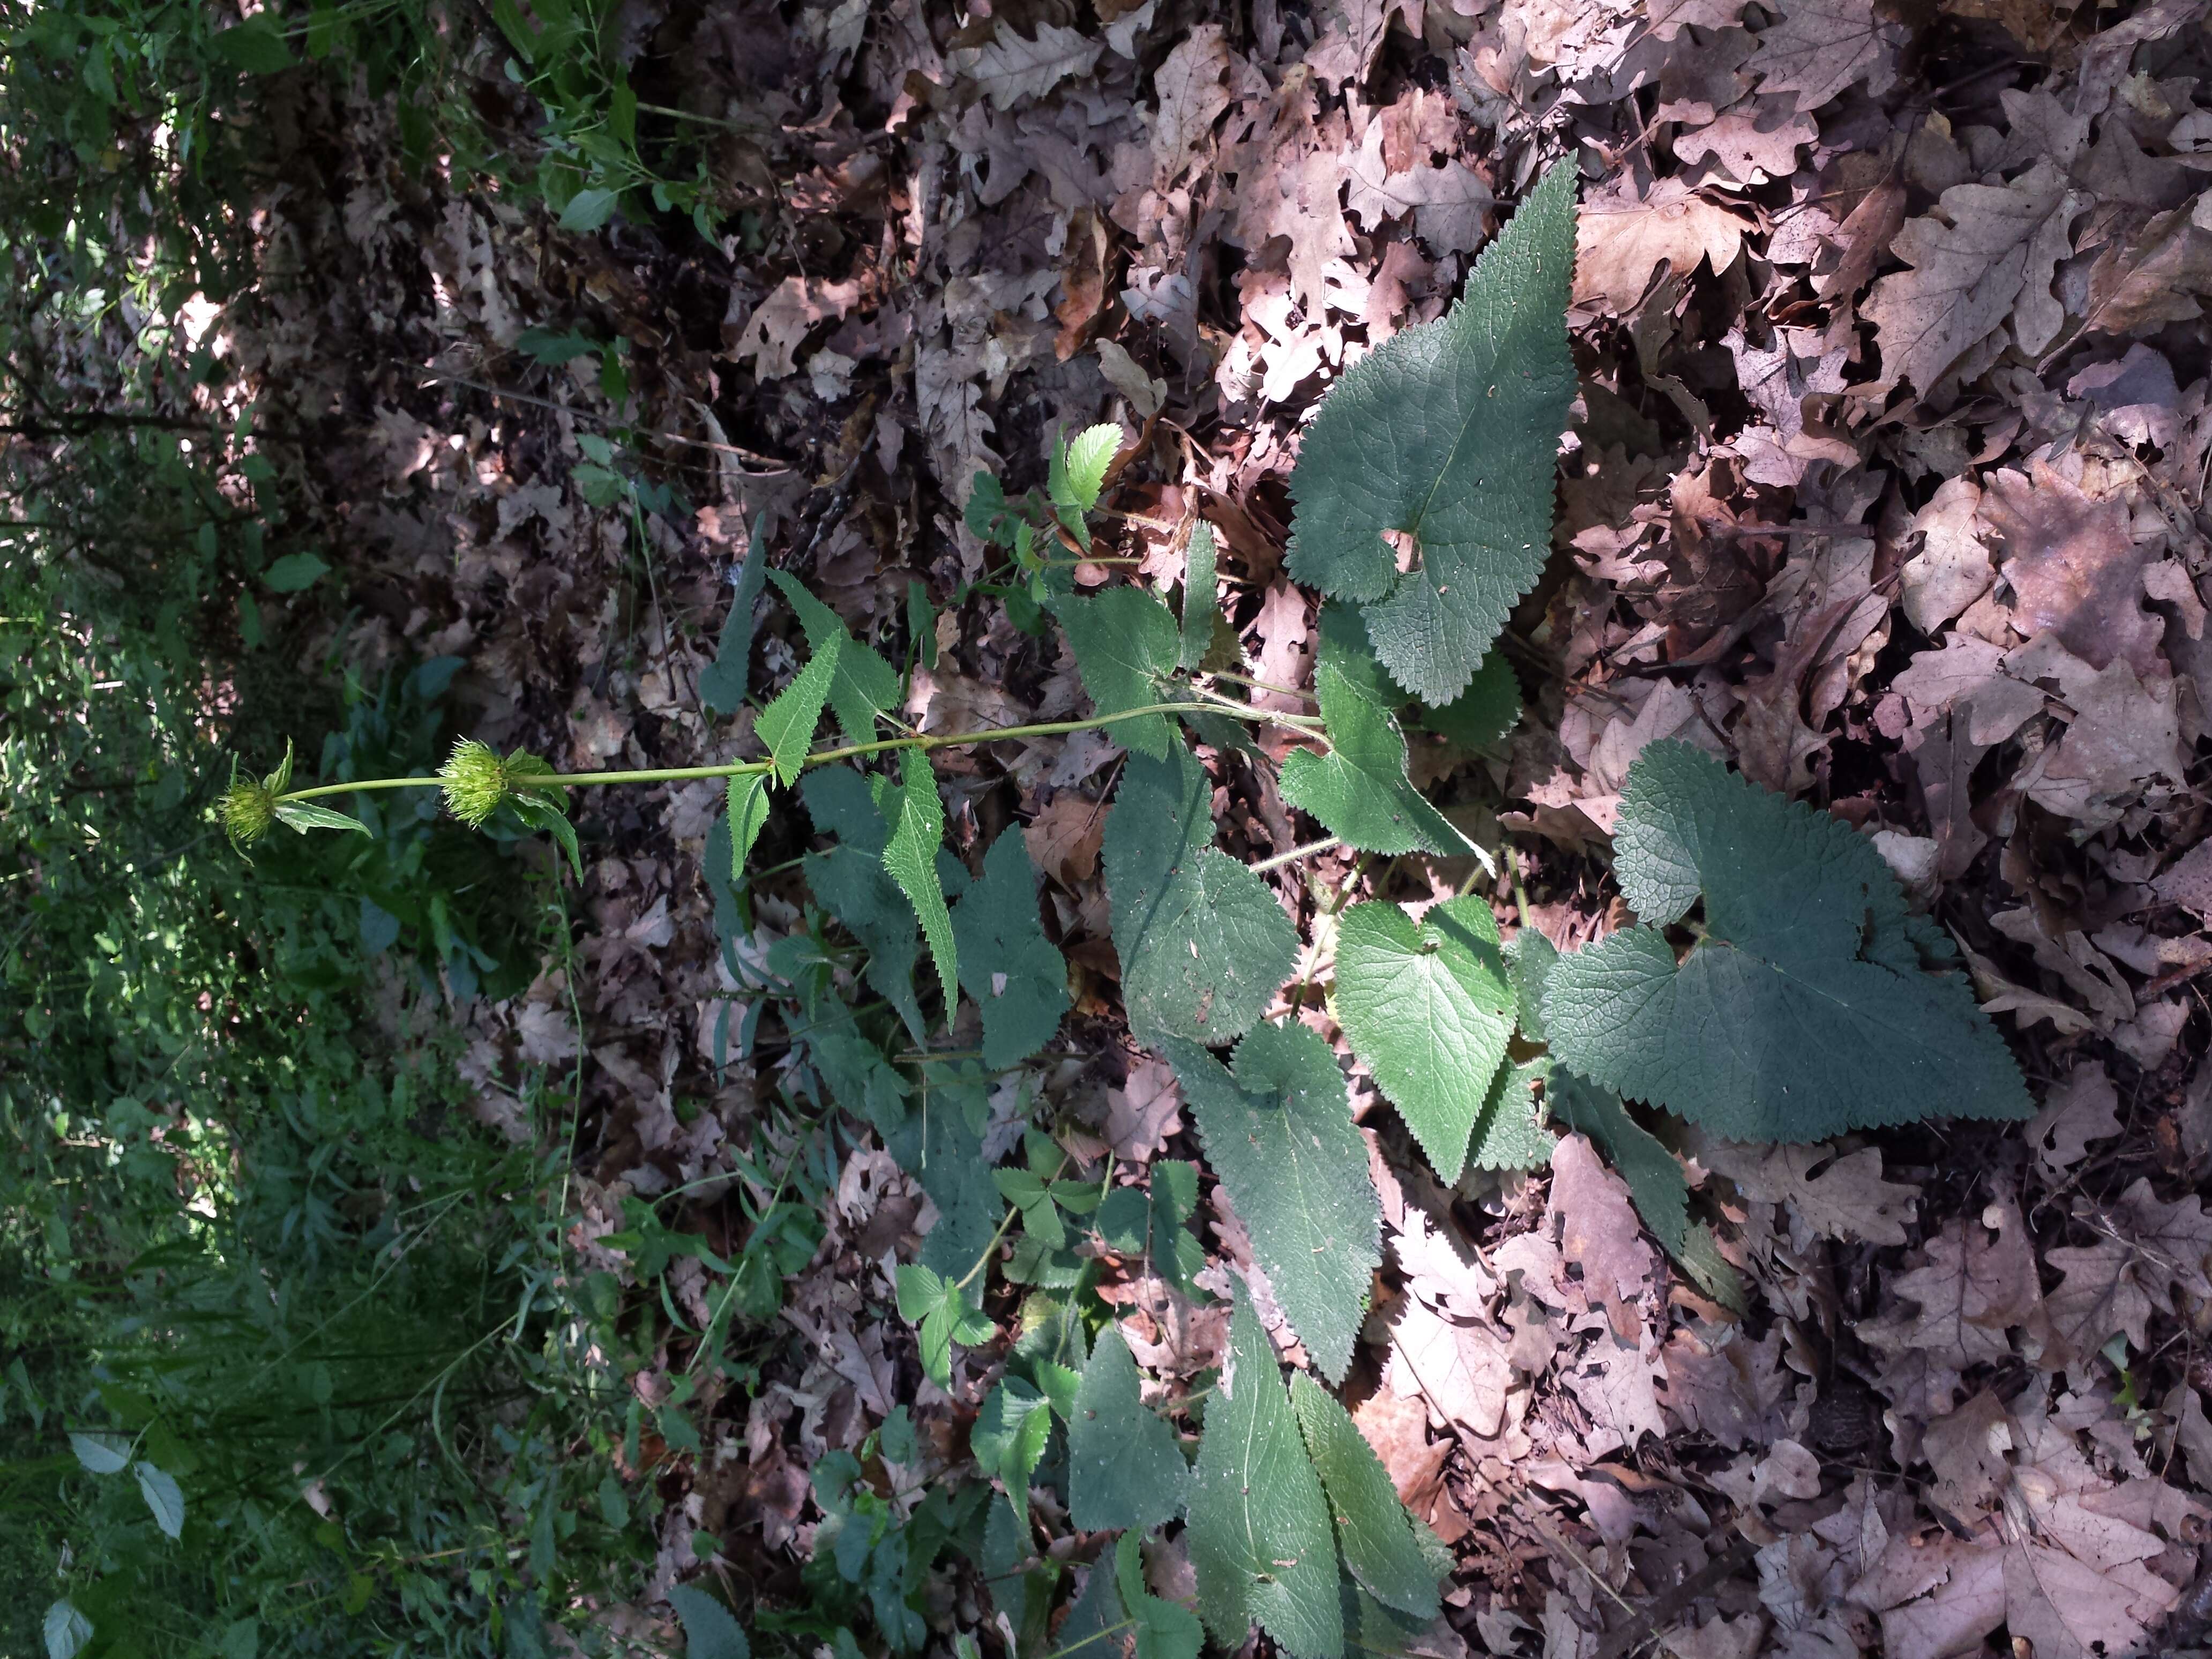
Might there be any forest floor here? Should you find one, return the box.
[231,0,2212,1653]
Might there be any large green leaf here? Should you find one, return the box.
[767,571,900,746]
[1286,161,1578,705]
[1180,522,1219,672]
[1543,741,2034,1141]
[1167,1023,1379,1383]
[1333,896,1514,1181]
[1067,1326,1190,1531]
[1056,587,1181,757]
[802,769,928,1042]
[1279,607,1473,858]
[1288,1376,1438,1620]
[756,631,840,784]
[1186,1286,1342,1659]
[1105,745,1299,1048]
[882,753,958,1015]
[950,828,1070,1068]
[667,1586,750,1659]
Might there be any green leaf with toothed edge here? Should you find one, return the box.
[1054,586,1182,758]
[973,1377,1053,1528]
[1055,423,1124,513]
[881,751,958,1015]
[1289,1376,1439,1620]
[1164,1022,1380,1385]
[1067,1324,1190,1531]
[949,828,1070,1068]
[725,773,772,878]
[272,800,371,835]
[755,631,841,785]
[667,1586,749,1659]
[767,570,900,747]
[1180,521,1219,671]
[1105,743,1299,1048]
[1331,895,1514,1182]
[1279,604,1474,859]
[1286,160,1578,706]
[1185,1284,1343,1659]
[1542,741,2034,1142]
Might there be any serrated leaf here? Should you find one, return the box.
[1118,1530,1205,1659]
[950,829,1069,1068]
[726,773,772,879]
[1106,745,1299,1048]
[1470,1057,1555,1172]
[882,752,958,1013]
[135,1461,185,1539]
[974,1378,1055,1527]
[1067,1326,1190,1531]
[756,632,841,785]
[1422,653,1521,749]
[1055,587,1180,758]
[803,769,928,1042]
[44,1600,92,1659]
[668,1586,749,1659]
[509,795,583,881]
[1167,1023,1380,1383]
[1507,926,1557,1042]
[894,1264,992,1387]
[1289,1377,1439,1620]
[1186,1284,1342,1659]
[767,571,900,746]
[1286,161,1578,705]
[1058,1546,1133,1659]
[1546,1070,1742,1310]
[70,1431,130,1474]
[1543,741,2033,1140]
[1333,896,1514,1182]
[215,16,294,72]
[1180,522,1219,672]
[1152,1158,1205,1292]
[699,523,768,716]
[272,800,371,835]
[1056,423,1123,512]
[1280,606,1474,858]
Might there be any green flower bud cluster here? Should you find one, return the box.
[438,739,562,827]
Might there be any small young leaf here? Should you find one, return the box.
[1056,423,1123,513]
[881,752,959,1012]
[272,800,371,835]
[1180,521,1219,672]
[1186,1284,1342,1659]
[894,1264,992,1387]
[1116,1530,1205,1659]
[667,1586,750,1659]
[726,773,772,878]
[1067,1326,1190,1531]
[768,571,900,745]
[974,1378,1055,1527]
[756,632,842,785]
[261,551,328,593]
[1333,896,1514,1182]
[1289,1376,1439,1620]
[69,1431,130,1474]
[1286,160,1578,705]
[699,520,768,716]
[950,828,1070,1068]
[558,187,621,233]
[508,795,584,881]
[1150,1158,1205,1292]
[135,1461,185,1540]
[1167,1024,1380,1384]
[1543,741,2033,1141]
[1423,653,1521,749]
[44,1600,92,1659]
[907,579,939,671]
[1054,586,1181,757]
[1279,606,1473,859]
[1106,745,1299,1049]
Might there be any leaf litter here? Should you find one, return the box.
[242,0,2212,1651]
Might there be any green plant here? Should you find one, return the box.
[211,159,2035,1659]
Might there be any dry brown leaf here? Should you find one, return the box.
[1980,461,2162,675]
[1746,0,1905,110]
[1103,1053,1183,1163]
[1387,1293,1512,1439]
[1899,475,1992,634]
[1548,1134,1657,1321]
[2024,1064,2125,1179]
[1699,1141,1916,1245]
[1574,176,1747,313]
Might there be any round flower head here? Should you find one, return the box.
[220,775,278,845]
[440,738,510,827]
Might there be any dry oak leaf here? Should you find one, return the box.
[1023,792,1108,888]
[2024,1064,2124,1180]
[1343,118,1493,253]
[950,20,1104,110]
[1670,96,1818,186]
[1858,1202,2044,1381]
[1899,475,1992,635]
[1979,461,2162,676]
[2152,839,2212,920]
[2044,1177,2212,1357]
[1863,165,2080,397]
[1146,25,1235,187]
[1648,0,1751,37]
[1548,1134,1658,1318]
[1574,176,1747,313]
[1698,1140,1916,1245]
[1746,0,1904,110]
[1850,1396,2204,1659]
[1103,1053,1183,1163]
[728,276,864,380]
[2079,189,2212,337]
[1386,1292,1512,1439]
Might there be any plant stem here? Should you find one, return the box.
[1251,835,1343,874]
[272,700,1321,808]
